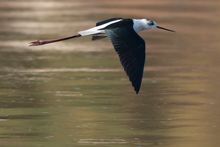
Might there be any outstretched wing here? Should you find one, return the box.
[105,26,145,94]
[96,18,123,26]
[92,18,123,41]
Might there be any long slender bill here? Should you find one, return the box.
[29,34,81,46]
[157,26,175,32]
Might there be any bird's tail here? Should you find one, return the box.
[29,34,81,46]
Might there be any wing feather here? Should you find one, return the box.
[96,18,123,26]
[105,26,145,94]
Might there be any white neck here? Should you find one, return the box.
[132,19,147,33]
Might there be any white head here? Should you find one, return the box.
[142,19,175,32]
[144,19,157,29]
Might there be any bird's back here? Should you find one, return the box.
[78,19,122,36]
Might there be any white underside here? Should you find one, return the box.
[78,19,122,36]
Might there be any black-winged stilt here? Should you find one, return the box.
[30,18,175,94]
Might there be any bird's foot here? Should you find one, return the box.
[29,40,47,46]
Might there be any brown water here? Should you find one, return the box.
[0,0,220,147]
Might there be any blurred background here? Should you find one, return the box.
[0,0,220,147]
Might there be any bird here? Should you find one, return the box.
[29,18,175,94]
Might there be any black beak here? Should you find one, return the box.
[157,26,175,32]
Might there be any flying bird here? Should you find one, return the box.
[30,18,175,94]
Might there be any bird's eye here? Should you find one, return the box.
[148,21,154,26]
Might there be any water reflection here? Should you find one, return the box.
[0,0,220,147]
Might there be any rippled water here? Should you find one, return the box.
[0,0,220,147]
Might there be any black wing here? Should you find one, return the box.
[92,18,123,41]
[96,18,123,26]
[105,26,145,94]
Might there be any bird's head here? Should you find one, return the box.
[144,19,175,32]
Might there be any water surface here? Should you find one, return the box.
[0,0,220,147]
